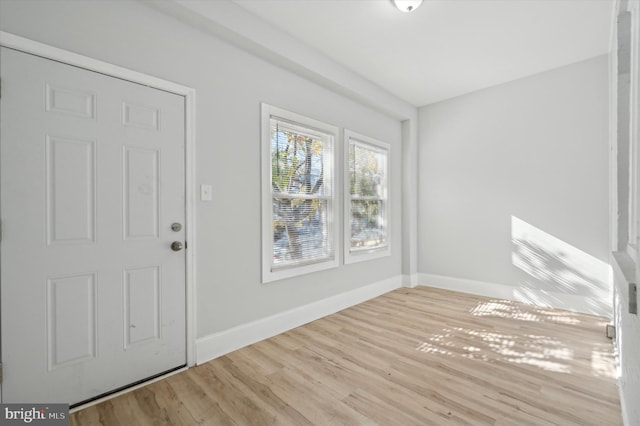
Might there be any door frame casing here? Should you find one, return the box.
[0,31,198,378]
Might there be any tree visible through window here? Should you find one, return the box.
[269,118,334,270]
[346,132,389,262]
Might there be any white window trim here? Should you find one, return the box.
[630,0,640,258]
[261,103,340,283]
[344,129,391,264]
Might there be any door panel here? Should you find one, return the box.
[47,273,98,371]
[123,146,160,240]
[0,47,186,405]
[124,266,161,348]
[46,135,96,245]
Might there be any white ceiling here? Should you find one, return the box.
[232,0,615,107]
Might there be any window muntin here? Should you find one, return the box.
[262,104,339,282]
[345,131,390,263]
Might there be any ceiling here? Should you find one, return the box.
[232,0,615,107]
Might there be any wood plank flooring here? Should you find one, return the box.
[70,286,622,425]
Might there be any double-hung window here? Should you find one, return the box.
[344,130,390,263]
[261,104,339,282]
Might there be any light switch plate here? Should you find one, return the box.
[200,184,213,201]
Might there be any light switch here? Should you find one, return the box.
[200,184,213,201]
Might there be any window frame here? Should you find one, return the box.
[344,129,391,264]
[630,0,640,260]
[261,103,340,283]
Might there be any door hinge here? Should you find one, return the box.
[0,363,4,384]
[0,220,3,242]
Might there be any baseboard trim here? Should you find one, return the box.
[402,274,419,288]
[418,273,611,318]
[196,276,403,365]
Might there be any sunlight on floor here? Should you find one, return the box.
[415,326,573,373]
[470,300,580,325]
[591,344,617,379]
[420,292,618,379]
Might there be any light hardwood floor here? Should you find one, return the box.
[71,286,622,425]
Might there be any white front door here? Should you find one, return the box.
[0,47,187,405]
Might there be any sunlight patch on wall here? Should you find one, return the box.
[511,216,609,315]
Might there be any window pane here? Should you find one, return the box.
[350,200,386,250]
[263,106,338,282]
[350,143,385,197]
[272,198,332,267]
[271,124,326,197]
[270,118,334,270]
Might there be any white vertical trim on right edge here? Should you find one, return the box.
[610,1,620,254]
[629,0,640,253]
[184,87,197,367]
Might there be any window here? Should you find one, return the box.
[261,104,339,283]
[345,130,390,263]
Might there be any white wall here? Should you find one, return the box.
[418,55,611,317]
[0,1,405,347]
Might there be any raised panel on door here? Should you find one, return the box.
[123,147,160,240]
[45,84,97,120]
[46,135,96,245]
[0,46,187,405]
[122,101,159,131]
[47,273,98,370]
[123,266,161,348]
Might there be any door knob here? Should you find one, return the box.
[171,241,184,252]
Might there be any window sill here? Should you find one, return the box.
[262,257,339,284]
[345,247,390,265]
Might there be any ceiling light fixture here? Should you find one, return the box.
[393,0,423,13]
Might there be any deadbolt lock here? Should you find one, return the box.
[171,222,182,232]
